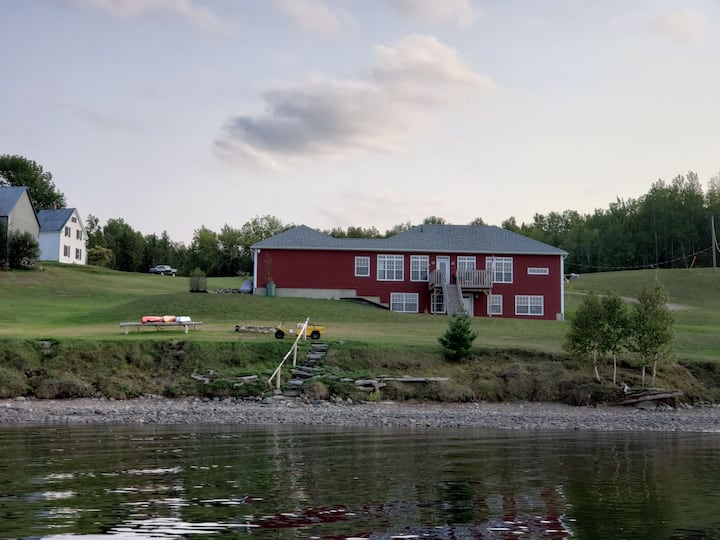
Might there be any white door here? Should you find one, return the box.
[462,295,474,316]
[436,256,450,284]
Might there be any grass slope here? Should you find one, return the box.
[2,264,720,404]
[1,264,719,361]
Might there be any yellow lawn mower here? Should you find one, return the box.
[274,321,324,340]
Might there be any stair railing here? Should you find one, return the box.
[268,317,310,391]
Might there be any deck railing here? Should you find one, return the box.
[428,270,446,289]
[456,270,493,289]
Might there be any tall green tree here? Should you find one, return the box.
[102,218,144,272]
[238,215,286,274]
[564,292,604,382]
[187,226,221,276]
[599,292,631,385]
[217,224,244,276]
[384,221,412,237]
[423,216,447,225]
[0,155,66,209]
[629,283,674,386]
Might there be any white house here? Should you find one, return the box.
[37,208,87,265]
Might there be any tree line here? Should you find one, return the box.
[3,154,719,276]
[503,171,720,272]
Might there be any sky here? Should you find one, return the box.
[2,0,719,244]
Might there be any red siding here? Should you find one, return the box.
[256,250,564,320]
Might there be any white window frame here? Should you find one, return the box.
[486,256,513,283]
[377,254,404,281]
[63,245,70,257]
[431,289,445,314]
[457,256,476,272]
[75,248,82,260]
[515,295,544,316]
[527,267,549,275]
[71,216,77,223]
[76,229,83,241]
[410,255,429,282]
[488,294,503,316]
[390,292,419,313]
[64,226,71,237]
[355,256,370,277]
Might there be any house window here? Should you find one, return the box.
[528,267,549,275]
[71,217,77,223]
[63,245,70,257]
[390,292,419,313]
[64,226,71,237]
[488,294,503,315]
[410,255,429,281]
[515,295,544,316]
[431,290,445,314]
[75,248,82,260]
[76,230,83,241]
[486,257,513,283]
[355,256,370,277]
[377,254,404,281]
[457,256,476,272]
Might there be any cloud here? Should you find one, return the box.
[67,0,233,32]
[650,9,709,43]
[384,0,480,27]
[215,35,495,171]
[269,0,351,37]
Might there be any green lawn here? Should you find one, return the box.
[1,264,719,361]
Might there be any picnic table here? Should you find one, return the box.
[120,321,203,335]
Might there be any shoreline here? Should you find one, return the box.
[1,397,719,432]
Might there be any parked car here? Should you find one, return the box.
[149,264,177,276]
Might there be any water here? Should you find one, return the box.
[1,425,719,539]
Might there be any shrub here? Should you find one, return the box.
[438,313,478,361]
[189,267,207,293]
[8,230,39,269]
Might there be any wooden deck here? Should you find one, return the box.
[428,270,492,291]
[120,321,203,335]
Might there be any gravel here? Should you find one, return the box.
[1,396,719,432]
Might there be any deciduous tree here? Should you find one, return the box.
[599,292,631,385]
[0,155,66,210]
[629,283,674,385]
[564,292,604,382]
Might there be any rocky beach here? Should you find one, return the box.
[1,396,719,432]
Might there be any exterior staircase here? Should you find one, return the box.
[443,282,466,315]
[284,342,329,394]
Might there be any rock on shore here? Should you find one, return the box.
[1,397,719,432]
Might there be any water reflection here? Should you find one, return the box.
[0,425,718,539]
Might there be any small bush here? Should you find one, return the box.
[0,366,28,397]
[438,313,478,361]
[302,380,330,401]
[35,373,94,399]
[8,230,39,269]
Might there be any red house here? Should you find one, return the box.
[251,224,568,320]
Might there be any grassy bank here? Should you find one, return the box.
[1,264,719,403]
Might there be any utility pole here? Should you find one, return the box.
[712,216,718,271]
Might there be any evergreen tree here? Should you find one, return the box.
[438,313,478,361]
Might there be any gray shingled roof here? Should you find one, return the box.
[37,208,76,232]
[0,186,29,216]
[253,224,567,256]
